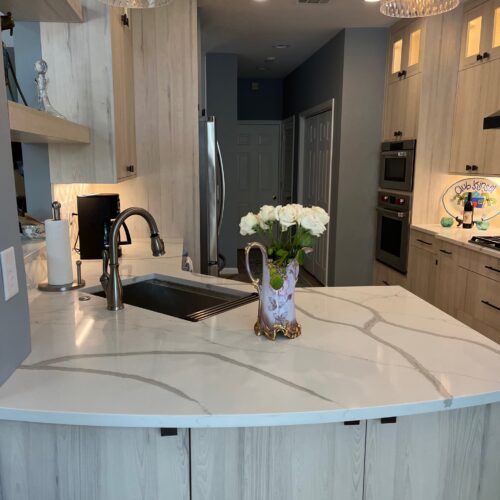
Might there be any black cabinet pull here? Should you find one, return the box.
[466,165,472,171]
[483,52,490,59]
[121,13,129,26]
[481,300,500,312]
[344,420,361,426]
[485,265,500,274]
[476,53,483,61]
[471,165,479,171]
[160,428,178,436]
[126,165,135,173]
[382,280,390,286]
[416,238,432,246]
[381,417,397,424]
[439,249,452,255]
[400,70,407,78]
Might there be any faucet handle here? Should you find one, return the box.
[100,249,110,292]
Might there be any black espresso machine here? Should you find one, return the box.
[76,194,131,260]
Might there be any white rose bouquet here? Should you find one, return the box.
[239,204,330,289]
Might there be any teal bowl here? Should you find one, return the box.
[440,217,454,228]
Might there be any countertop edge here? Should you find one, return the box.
[1,392,499,428]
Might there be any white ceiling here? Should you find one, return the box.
[198,0,395,78]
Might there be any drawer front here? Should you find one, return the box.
[436,240,458,264]
[459,248,500,282]
[410,230,436,252]
[373,261,408,287]
[464,271,500,331]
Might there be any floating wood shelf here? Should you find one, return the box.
[0,0,83,22]
[8,101,90,144]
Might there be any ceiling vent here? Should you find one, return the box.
[297,0,331,4]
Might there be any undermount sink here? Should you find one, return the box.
[91,276,258,322]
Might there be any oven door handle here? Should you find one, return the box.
[376,207,410,219]
[381,151,409,158]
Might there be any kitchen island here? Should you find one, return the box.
[0,241,499,500]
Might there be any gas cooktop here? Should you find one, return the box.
[470,236,500,251]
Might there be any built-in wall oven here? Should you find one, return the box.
[380,140,416,192]
[376,191,412,273]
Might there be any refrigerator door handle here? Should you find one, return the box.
[216,140,226,236]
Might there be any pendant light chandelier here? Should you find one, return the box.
[380,0,460,18]
[98,0,172,8]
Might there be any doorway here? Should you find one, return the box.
[234,121,281,249]
[298,101,334,285]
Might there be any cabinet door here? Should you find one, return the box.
[449,64,489,174]
[363,406,496,500]
[460,2,490,70]
[400,73,421,140]
[484,58,500,174]
[405,20,424,79]
[110,6,137,181]
[434,243,459,316]
[191,423,366,500]
[388,28,405,84]
[373,261,408,287]
[484,0,500,61]
[383,81,404,140]
[408,244,437,304]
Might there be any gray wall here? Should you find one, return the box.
[0,50,31,386]
[283,28,387,286]
[238,78,283,120]
[205,53,239,268]
[14,22,52,221]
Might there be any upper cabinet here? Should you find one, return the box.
[383,20,424,141]
[387,20,424,84]
[40,0,137,184]
[460,0,500,69]
[450,0,500,176]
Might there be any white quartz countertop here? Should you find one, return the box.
[411,223,500,259]
[1,240,499,428]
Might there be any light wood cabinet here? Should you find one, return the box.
[383,73,421,141]
[484,58,500,174]
[40,0,137,183]
[387,20,424,84]
[449,64,489,174]
[0,421,190,500]
[408,242,437,304]
[363,405,498,500]
[434,240,459,315]
[191,423,366,500]
[373,260,408,287]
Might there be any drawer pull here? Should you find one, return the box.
[382,280,390,286]
[485,265,500,274]
[416,238,432,246]
[481,300,500,312]
[439,249,452,255]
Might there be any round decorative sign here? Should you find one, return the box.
[441,177,499,221]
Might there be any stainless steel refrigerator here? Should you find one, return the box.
[199,116,226,276]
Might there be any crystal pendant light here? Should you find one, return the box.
[98,0,172,8]
[380,0,460,17]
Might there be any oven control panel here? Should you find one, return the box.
[378,191,411,211]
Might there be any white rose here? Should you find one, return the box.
[257,215,269,231]
[277,204,300,231]
[298,208,326,237]
[311,206,330,225]
[258,205,278,224]
[239,212,259,235]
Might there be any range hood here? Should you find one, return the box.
[484,111,500,129]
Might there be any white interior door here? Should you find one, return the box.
[235,123,281,248]
[301,110,332,285]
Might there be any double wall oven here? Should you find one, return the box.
[375,140,416,274]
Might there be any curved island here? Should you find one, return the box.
[1,241,499,500]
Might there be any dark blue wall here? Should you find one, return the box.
[238,78,284,120]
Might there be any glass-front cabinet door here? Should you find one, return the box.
[460,2,489,69]
[405,22,423,78]
[388,28,405,84]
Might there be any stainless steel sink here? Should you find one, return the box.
[91,276,258,322]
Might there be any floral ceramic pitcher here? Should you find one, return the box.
[245,242,301,341]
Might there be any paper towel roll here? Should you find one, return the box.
[45,219,73,285]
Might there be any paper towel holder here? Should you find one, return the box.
[38,260,86,292]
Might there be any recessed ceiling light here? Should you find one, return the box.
[257,66,269,71]
[364,0,379,2]
[265,56,277,62]
[273,44,290,49]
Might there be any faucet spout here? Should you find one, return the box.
[102,207,165,311]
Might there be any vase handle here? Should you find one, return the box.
[245,242,267,291]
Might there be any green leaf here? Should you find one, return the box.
[296,249,305,265]
[270,274,284,290]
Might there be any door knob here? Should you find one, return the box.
[272,195,277,201]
